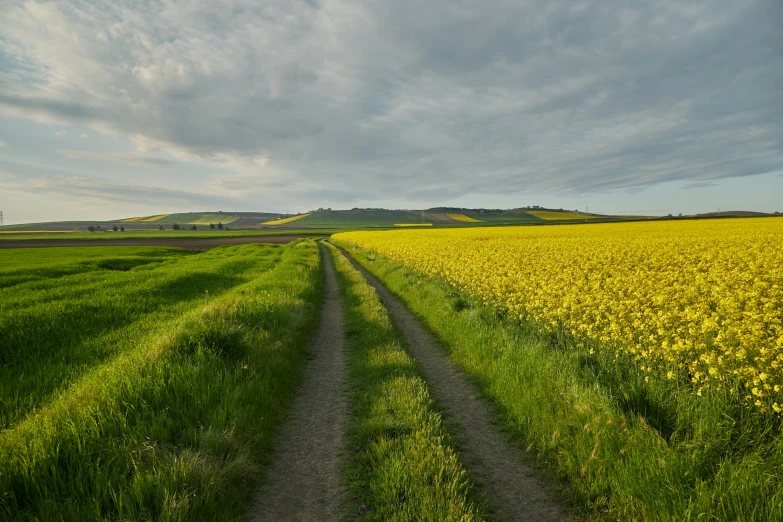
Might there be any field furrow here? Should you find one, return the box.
[0,242,323,521]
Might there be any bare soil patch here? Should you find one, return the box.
[0,235,325,250]
[338,246,570,522]
[246,243,349,521]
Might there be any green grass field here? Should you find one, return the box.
[0,229,334,242]
[0,242,323,520]
[332,239,783,521]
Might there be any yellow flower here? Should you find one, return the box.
[336,217,783,413]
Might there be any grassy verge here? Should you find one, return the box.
[324,242,484,521]
[0,242,323,521]
[332,240,783,522]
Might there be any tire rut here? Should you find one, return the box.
[246,243,349,522]
[337,246,570,522]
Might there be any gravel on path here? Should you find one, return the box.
[246,243,349,522]
[337,246,571,522]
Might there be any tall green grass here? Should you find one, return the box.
[0,246,263,428]
[0,242,322,521]
[325,243,484,521]
[333,240,783,522]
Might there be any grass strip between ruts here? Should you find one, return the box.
[325,242,485,521]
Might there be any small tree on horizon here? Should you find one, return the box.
[209,223,215,229]
[191,225,197,230]
[120,225,125,232]
[217,222,223,230]
[113,225,118,232]
[87,225,95,232]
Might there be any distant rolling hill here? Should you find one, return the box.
[8,207,770,234]
[120,211,281,227]
[0,208,622,232]
[279,210,426,227]
[260,207,614,228]
[692,211,771,218]
[0,212,283,232]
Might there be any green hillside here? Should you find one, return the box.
[120,212,281,227]
[154,213,240,225]
[292,210,427,227]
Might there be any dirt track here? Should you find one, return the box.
[246,243,349,521]
[337,246,570,522]
[0,235,326,250]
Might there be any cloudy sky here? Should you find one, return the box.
[0,0,781,224]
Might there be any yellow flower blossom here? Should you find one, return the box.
[336,217,783,412]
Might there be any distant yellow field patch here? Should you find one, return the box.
[447,213,483,223]
[122,216,148,223]
[394,223,433,227]
[527,210,590,220]
[141,214,171,222]
[262,213,311,225]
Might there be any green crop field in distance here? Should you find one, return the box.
[141,213,241,225]
[0,229,335,242]
[293,210,427,227]
[0,241,323,520]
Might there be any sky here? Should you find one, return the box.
[0,0,781,225]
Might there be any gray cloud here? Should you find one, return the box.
[57,149,178,168]
[0,0,781,206]
[1,175,224,206]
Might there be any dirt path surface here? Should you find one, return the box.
[246,243,349,522]
[0,235,325,250]
[338,246,570,522]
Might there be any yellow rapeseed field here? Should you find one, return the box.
[527,210,590,220]
[447,213,483,222]
[141,214,170,222]
[262,213,310,225]
[335,218,783,411]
